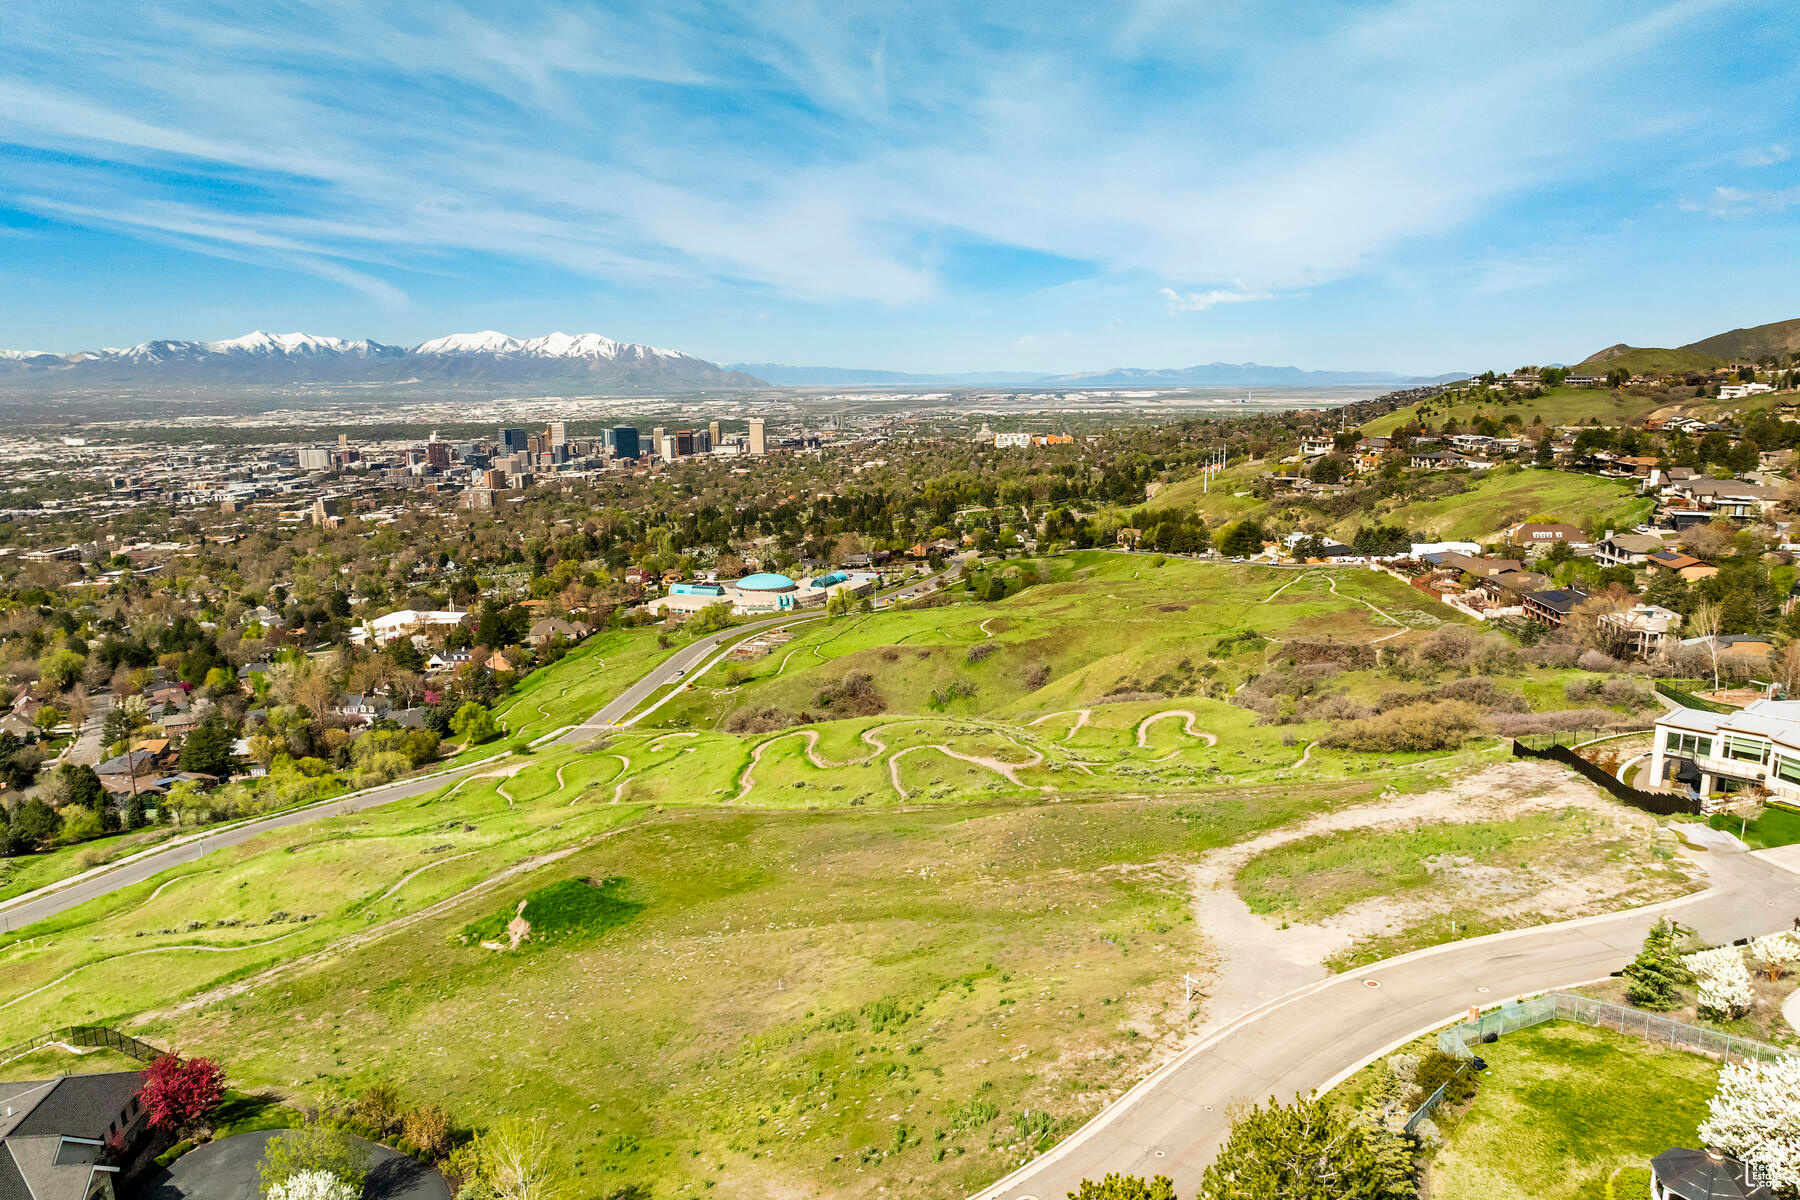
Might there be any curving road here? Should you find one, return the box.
[971,830,1800,1200]
[0,566,952,933]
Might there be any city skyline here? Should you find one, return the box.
[2,1,1798,375]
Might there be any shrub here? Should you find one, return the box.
[1023,662,1051,690]
[401,1104,453,1160]
[1576,649,1621,673]
[139,1055,226,1134]
[965,642,998,664]
[356,1082,402,1137]
[1319,700,1485,753]
[258,1125,372,1195]
[1413,1050,1476,1105]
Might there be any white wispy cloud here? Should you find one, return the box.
[0,0,1781,313]
[1159,287,1272,313]
[1681,185,1800,217]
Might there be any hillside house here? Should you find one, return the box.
[0,1070,150,1200]
[1594,532,1665,567]
[1523,586,1589,627]
[1644,550,1717,581]
[1598,603,1683,658]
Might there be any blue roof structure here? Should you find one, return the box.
[736,572,798,591]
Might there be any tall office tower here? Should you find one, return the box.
[748,417,766,456]
[651,426,666,458]
[499,427,529,453]
[549,420,567,447]
[337,432,349,450]
[708,420,720,447]
[298,447,331,471]
[675,429,695,457]
[660,434,676,461]
[426,442,450,469]
[695,429,712,454]
[609,426,640,459]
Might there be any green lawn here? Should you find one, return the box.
[1710,803,1800,849]
[1429,1022,1720,1200]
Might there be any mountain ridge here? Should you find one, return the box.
[0,330,761,388]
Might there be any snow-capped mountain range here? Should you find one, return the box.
[0,331,763,388]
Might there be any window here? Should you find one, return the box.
[1724,735,1768,764]
[1774,755,1800,786]
[1664,731,1713,758]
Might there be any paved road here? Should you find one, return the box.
[972,832,1800,1200]
[0,568,947,932]
[140,1129,448,1200]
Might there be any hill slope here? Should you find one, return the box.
[1574,346,1725,376]
[1681,316,1800,362]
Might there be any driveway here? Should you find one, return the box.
[137,1129,449,1200]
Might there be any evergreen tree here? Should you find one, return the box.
[179,710,236,777]
[1198,1095,1399,1200]
[1069,1175,1177,1200]
[1623,918,1692,1010]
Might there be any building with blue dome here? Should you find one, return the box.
[647,566,880,618]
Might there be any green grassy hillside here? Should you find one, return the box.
[1682,315,1800,362]
[1361,385,1673,435]
[1374,469,1652,542]
[1574,346,1725,376]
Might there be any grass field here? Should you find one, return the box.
[1153,462,1649,545]
[1372,469,1652,542]
[1428,1022,1720,1200]
[1361,386,1675,436]
[0,551,1690,1200]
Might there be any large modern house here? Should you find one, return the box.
[0,1071,148,1200]
[1648,697,1800,804]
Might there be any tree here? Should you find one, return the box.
[1197,1094,1396,1200]
[402,1104,454,1160]
[1689,601,1723,692]
[1748,932,1799,982]
[138,1055,225,1133]
[1219,520,1268,557]
[1068,1175,1177,1200]
[455,1118,567,1200]
[1688,945,1754,1020]
[50,762,106,813]
[8,798,61,850]
[1697,1056,1800,1195]
[451,702,499,745]
[266,1170,359,1200]
[259,1125,372,1195]
[1623,918,1692,1010]
[179,710,237,777]
[37,648,86,692]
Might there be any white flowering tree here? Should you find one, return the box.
[266,1170,360,1200]
[1697,1056,1800,1196]
[1749,933,1800,982]
[1688,946,1756,1020]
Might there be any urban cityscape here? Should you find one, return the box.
[1,4,1798,1200]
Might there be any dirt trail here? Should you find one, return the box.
[1135,709,1218,748]
[1028,709,1092,741]
[1,929,306,1013]
[1182,761,1691,1035]
[375,850,479,902]
[1326,574,1411,643]
[888,740,1046,799]
[161,830,629,1015]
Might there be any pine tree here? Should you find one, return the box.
[1623,918,1692,1010]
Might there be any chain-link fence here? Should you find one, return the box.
[1437,992,1790,1065]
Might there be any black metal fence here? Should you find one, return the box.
[0,1025,164,1068]
[1655,679,1736,714]
[1512,739,1699,815]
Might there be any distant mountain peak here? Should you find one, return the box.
[0,329,759,388]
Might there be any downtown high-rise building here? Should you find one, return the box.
[651,426,666,459]
[607,426,640,459]
[499,427,529,453]
[748,417,766,456]
[548,420,567,447]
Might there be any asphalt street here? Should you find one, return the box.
[0,567,946,931]
[971,834,1800,1200]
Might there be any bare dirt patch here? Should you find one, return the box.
[1184,761,1698,1035]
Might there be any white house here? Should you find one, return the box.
[365,608,473,645]
[1648,697,1800,806]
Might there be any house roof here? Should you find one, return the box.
[1604,533,1666,554]
[1651,1149,1772,1200]
[0,1072,144,1144]
[1526,587,1589,614]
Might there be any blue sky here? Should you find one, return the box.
[1,0,1798,375]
